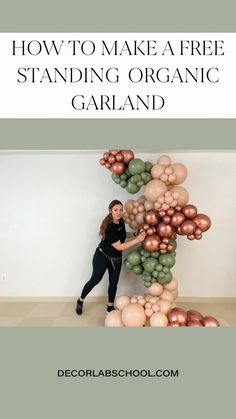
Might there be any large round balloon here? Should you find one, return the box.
[128,158,145,175]
[193,214,211,232]
[144,179,167,202]
[115,295,130,311]
[121,150,134,164]
[171,186,189,206]
[144,209,159,226]
[143,234,161,253]
[147,283,163,296]
[167,307,187,326]
[127,251,141,266]
[105,310,124,327]
[171,163,188,184]
[150,312,168,327]
[121,303,146,327]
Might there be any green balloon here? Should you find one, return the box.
[156,264,163,272]
[151,252,160,259]
[125,168,131,177]
[158,272,173,285]
[112,174,121,184]
[158,271,165,279]
[124,259,133,270]
[143,173,152,184]
[151,277,156,283]
[130,176,137,184]
[133,174,141,182]
[140,250,145,256]
[126,182,140,194]
[141,256,146,263]
[128,158,145,175]
[159,254,175,268]
[143,257,158,273]
[145,161,153,172]
[127,251,141,266]
[137,181,144,187]
[143,251,151,258]
[152,270,158,278]
[133,265,143,275]
[163,266,170,273]
[120,173,128,180]
[119,180,127,188]
[144,281,151,288]
[142,271,152,281]
[169,238,177,250]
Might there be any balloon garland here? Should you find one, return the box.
[100,150,219,327]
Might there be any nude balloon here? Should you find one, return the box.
[144,179,167,203]
[121,303,146,327]
[158,155,172,167]
[105,310,124,327]
[150,312,168,327]
[124,200,134,212]
[171,163,188,184]
[164,277,178,291]
[157,300,172,314]
[144,200,154,210]
[171,186,189,206]
[151,163,165,179]
[160,290,175,303]
[148,283,163,296]
[115,295,130,311]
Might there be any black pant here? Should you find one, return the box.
[80,248,122,303]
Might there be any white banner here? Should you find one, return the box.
[0,33,235,118]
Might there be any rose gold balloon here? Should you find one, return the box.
[167,307,188,326]
[167,244,173,252]
[187,310,203,322]
[157,223,174,238]
[187,234,195,240]
[201,316,220,327]
[99,158,106,165]
[143,234,161,252]
[182,204,198,219]
[166,208,175,216]
[193,214,211,232]
[163,216,171,224]
[162,237,169,244]
[160,243,167,250]
[168,321,180,327]
[103,152,109,160]
[187,320,203,327]
[195,234,202,240]
[110,150,120,155]
[159,210,166,218]
[180,220,197,236]
[108,155,116,164]
[147,227,155,235]
[144,209,159,226]
[111,162,125,175]
[121,150,134,164]
[171,212,185,227]
[143,224,150,230]
[176,226,184,236]
[105,162,111,169]
[115,153,124,162]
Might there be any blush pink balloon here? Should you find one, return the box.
[115,295,130,311]
[121,303,146,327]
[144,179,167,203]
[105,310,124,327]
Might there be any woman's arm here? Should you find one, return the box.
[112,231,146,251]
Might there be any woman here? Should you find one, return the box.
[76,199,146,315]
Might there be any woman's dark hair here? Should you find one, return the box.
[99,200,123,239]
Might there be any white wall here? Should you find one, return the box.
[0,151,235,298]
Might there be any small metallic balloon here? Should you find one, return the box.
[176,226,184,236]
[182,204,198,219]
[144,209,159,226]
[157,223,174,238]
[171,232,177,240]
[103,152,109,160]
[110,150,120,155]
[193,214,211,232]
[167,307,188,326]
[115,152,124,162]
[111,162,125,175]
[166,208,175,216]
[159,210,166,218]
[201,316,220,327]
[105,162,111,169]
[160,243,167,250]
[147,227,155,235]
[121,150,135,164]
[163,216,171,224]
[187,234,195,240]
[108,155,116,164]
[187,310,203,322]
[195,234,202,240]
[180,220,196,235]
[168,321,180,327]
[171,212,185,227]
[160,249,167,253]
[195,228,202,236]
[99,158,106,165]
[167,243,173,252]
[143,234,161,252]
[143,223,150,231]
[162,237,169,244]
[187,320,203,327]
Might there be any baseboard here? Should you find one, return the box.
[0,296,236,303]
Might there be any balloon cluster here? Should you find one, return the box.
[99,149,153,194]
[167,307,220,327]
[124,241,176,287]
[105,280,179,327]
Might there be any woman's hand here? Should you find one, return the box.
[136,231,147,242]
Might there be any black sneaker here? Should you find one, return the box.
[106,305,115,313]
[76,299,83,315]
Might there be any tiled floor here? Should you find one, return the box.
[0,301,235,326]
